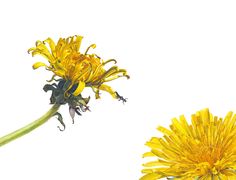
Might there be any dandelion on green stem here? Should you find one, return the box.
[0,35,129,147]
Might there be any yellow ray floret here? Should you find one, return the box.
[141,109,236,180]
[28,35,129,97]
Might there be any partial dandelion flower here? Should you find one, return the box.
[0,35,129,147]
[28,35,129,100]
[141,109,236,180]
[28,35,129,129]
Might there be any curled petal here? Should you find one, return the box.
[97,84,116,98]
[27,47,35,54]
[104,73,129,82]
[91,87,100,99]
[99,66,119,80]
[103,59,117,65]
[32,62,47,69]
[29,42,54,61]
[85,44,96,54]
[43,38,56,55]
[47,74,58,82]
[35,40,43,46]
[107,68,128,79]
[73,81,85,96]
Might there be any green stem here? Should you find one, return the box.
[0,104,60,147]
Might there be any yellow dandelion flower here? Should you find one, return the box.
[141,109,236,180]
[28,35,129,98]
[27,35,129,128]
[0,35,129,147]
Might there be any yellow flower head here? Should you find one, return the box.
[28,35,129,98]
[141,109,236,180]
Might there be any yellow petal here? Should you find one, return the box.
[43,38,56,55]
[32,62,47,69]
[103,59,117,65]
[98,84,116,98]
[85,44,96,54]
[142,152,155,157]
[54,70,66,78]
[74,35,83,51]
[73,81,85,96]
[143,160,167,167]
[157,126,172,136]
[140,173,162,180]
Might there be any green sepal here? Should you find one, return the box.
[54,112,65,131]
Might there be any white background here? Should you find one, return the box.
[0,0,236,180]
